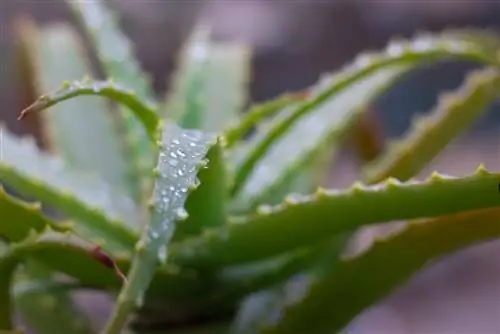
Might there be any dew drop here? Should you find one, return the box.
[158,244,168,264]
[175,207,188,220]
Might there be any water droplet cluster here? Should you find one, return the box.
[149,124,214,261]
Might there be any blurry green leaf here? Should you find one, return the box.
[0,126,137,252]
[171,166,500,267]
[261,208,500,334]
[363,66,500,183]
[229,32,499,202]
[15,18,130,195]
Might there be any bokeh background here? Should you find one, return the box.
[1,1,500,333]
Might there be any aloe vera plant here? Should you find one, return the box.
[2,2,500,333]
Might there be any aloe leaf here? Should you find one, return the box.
[229,32,498,200]
[167,24,211,128]
[202,42,252,132]
[363,67,500,183]
[103,123,215,334]
[166,24,252,132]
[15,18,130,196]
[173,138,227,241]
[14,260,93,334]
[171,166,500,267]
[0,185,69,242]
[260,207,500,334]
[66,0,158,203]
[0,231,41,329]
[0,126,138,251]
[224,92,306,148]
[19,80,160,143]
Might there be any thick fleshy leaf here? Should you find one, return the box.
[0,186,67,242]
[167,24,211,128]
[223,93,306,148]
[170,166,500,267]
[363,66,500,183]
[0,126,138,251]
[104,123,215,333]
[19,80,160,143]
[173,138,228,241]
[229,32,499,202]
[66,0,158,203]
[260,207,500,334]
[15,18,130,195]
[166,24,252,132]
[202,42,252,132]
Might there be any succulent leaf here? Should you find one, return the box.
[19,80,160,143]
[104,123,215,334]
[260,207,500,334]
[229,32,498,199]
[0,186,68,242]
[167,24,211,129]
[14,18,131,196]
[166,24,252,132]
[66,0,159,203]
[0,126,138,252]
[363,66,500,183]
[171,166,500,267]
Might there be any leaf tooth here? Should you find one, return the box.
[314,187,329,200]
[475,163,491,177]
[256,204,274,215]
[429,171,447,183]
[350,181,366,195]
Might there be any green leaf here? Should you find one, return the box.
[363,67,500,183]
[14,260,93,334]
[260,207,500,334]
[19,80,160,143]
[173,138,228,241]
[167,24,211,129]
[171,166,500,267]
[0,186,68,242]
[0,126,137,252]
[66,0,159,203]
[224,92,306,148]
[201,41,252,132]
[166,24,252,132]
[229,32,499,199]
[15,18,130,196]
[103,123,215,334]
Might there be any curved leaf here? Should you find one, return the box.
[14,18,130,196]
[19,80,160,143]
[0,186,68,242]
[66,0,159,203]
[224,92,306,148]
[171,166,500,267]
[104,124,215,334]
[0,126,138,251]
[229,32,498,199]
[363,66,500,183]
[260,207,500,334]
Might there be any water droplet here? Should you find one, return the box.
[158,244,168,263]
[175,207,188,220]
[170,151,178,159]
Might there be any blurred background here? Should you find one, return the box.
[1,0,500,333]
